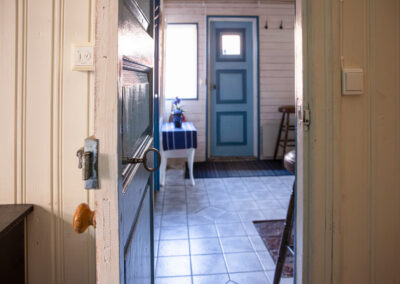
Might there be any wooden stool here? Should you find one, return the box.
[273,150,295,284]
[273,105,295,160]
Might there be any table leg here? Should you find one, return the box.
[160,152,167,186]
[188,149,195,186]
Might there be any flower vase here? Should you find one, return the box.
[173,113,183,128]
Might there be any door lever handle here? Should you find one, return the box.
[122,148,161,172]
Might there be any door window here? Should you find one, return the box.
[217,29,245,61]
[221,34,241,55]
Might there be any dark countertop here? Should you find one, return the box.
[0,204,33,239]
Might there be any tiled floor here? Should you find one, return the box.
[154,168,295,284]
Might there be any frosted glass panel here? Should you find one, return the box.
[165,24,197,99]
[221,34,241,55]
[121,76,151,159]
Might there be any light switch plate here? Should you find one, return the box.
[342,68,363,95]
[72,43,94,71]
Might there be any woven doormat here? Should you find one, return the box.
[184,160,292,179]
[253,220,294,278]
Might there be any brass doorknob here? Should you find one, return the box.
[73,203,96,233]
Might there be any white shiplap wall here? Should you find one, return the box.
[162,0,295,161]
[0,0,96,283]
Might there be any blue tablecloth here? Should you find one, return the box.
[162,122,197,151]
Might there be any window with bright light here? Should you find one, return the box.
[221,34,241,55]
[165,24,198,100]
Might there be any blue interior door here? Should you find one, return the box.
[118,1,155,283]
[210,20,254,157]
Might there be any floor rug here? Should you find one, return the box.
[184,160,293,179]
[253,220,294,278]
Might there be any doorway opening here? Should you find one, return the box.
[156,1,297,283]
[93,0,304,282]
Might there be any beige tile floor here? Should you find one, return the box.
[154,168,295,284]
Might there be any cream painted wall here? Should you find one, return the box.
[162,0,295,161]
[0,0,96,283]
[302,0,400,283]
[332,0,400,283]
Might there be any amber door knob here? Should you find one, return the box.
[73,203,96,233]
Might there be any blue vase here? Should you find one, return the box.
[173,114,183,128]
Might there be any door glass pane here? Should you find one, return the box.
[121,70,152,159]
[221,34,241,55]
[134,0,151,23]
[217,29,245,62]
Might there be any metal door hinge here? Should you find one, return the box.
[76,136,99,189]
[303,105,311,130]
[298,105,311,131]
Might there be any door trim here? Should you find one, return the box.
[295,0,337,283]
[94,0,120,282]
[206,16,260,160]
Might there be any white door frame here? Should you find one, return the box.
[94,0,121,282]
[296,0,336,283]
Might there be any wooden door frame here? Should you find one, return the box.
[206,16,260,160]
[94,0,120,282]
[92,0,337,283]
[296,0,336,283]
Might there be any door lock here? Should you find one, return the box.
[76,137,99,189]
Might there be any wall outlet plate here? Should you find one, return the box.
[72,43,94,71]
[342,68,364,95]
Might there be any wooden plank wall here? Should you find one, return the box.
[0,0,96,283]
[331,0,400,283]
[301,0,400,283]
[162,0,295,161]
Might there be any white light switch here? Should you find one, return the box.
[342,68,363,95]
[73,43,94,71]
